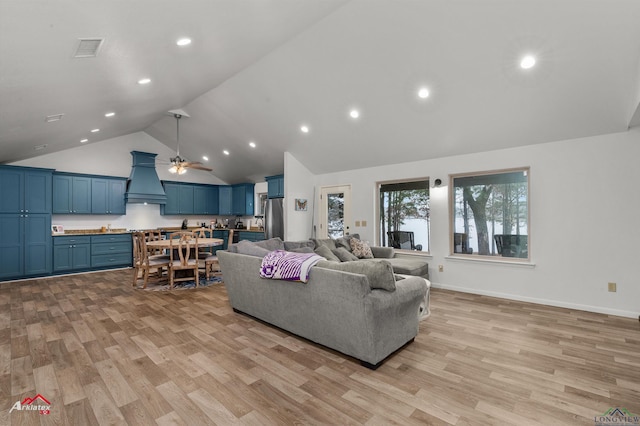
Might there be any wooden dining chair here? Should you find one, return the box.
[132,232,170,288]
[144,230,165,256]
[168,233,199,289]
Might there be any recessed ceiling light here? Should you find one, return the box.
[80,139,88,143]
[417,87,430,99]
[105,112,115,117]
[45,114,64,123]
[223,150,230,156]
[176,38,192,46]
[300,125,309,133]
[91,128,100,133]
[520,55,536,69]
[202,155,209,161]
[249,141,256,148]
[349,109,360,119]
[138,78,151,85]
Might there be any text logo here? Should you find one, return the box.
[9,394,51,415]
[594,408,640,426]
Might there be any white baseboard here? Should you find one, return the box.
[431,282,639,319]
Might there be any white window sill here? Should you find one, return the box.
[445,255,535,268]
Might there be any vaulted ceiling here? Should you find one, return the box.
[2,0,639,184]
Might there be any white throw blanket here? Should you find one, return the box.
[259,250,324,283]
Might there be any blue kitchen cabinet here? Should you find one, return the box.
[0,213,52,279]
[92,177,126,214]
[266,174,284,199]
[53,173,92,214]
[161,181,196,215]
[91,234,132,268]
[232,183,255,216]
[0,166,52,214]
[219,186,233,215]
[212,229,229,253]
[53,236,91,272]
[237,231,265,242]
[194,185,219,215]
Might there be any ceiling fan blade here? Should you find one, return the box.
[186,164,213,171]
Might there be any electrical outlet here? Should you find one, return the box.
[361,220,367,227]
[438,265,444,272]
[608,282,617,292]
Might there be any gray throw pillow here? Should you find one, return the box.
[316,259,396,291]
[314,245,340,262]
[284,240,315,251]
[235,240,271,257]
[312,238,337,250]
[334,235,353,251]
[332,247,359,262]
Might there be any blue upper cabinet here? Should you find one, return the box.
[194,185,219,215]
[0,167,53,213]
[53,173,91,214]
[232,183,255,216]
[92,177,126,215]
[160,181,197,215]
[219,186,233,215]
[266,175,284,199]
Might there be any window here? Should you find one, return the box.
[379,179,430,252]
[452,168,529,259]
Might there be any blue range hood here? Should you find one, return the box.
[124,151,167,204]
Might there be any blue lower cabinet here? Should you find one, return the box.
[237,231,265,242]
[0,213,52,280]
[91,234,132,268]
[212,230,229,253]
[53,236,91,272]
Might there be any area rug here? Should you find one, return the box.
[136,275,223,291]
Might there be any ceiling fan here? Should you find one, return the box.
[165,110,212,175]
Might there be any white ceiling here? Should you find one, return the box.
[2,0,639,184]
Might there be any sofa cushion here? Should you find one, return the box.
[235,240,271,257]
[350,238,374,259]
[316,259,396,291]
[284,240,316,251]
[332,247,359,262]
[290,246,314,254]
[386,257,429,278]
[314,245,340,262]
[253,237,285,251]
[312,238,337,250]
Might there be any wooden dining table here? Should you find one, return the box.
[145,237,224,250]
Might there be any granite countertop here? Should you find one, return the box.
[53,228,129,236]
[158,227,264,233]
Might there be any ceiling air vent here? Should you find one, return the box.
[74,38,104,58]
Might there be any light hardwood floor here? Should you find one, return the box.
[1,269,639,425]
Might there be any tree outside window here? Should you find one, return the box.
[379,180,430,252]
[452,169,529,259]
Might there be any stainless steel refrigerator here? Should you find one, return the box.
[264,198,284,240]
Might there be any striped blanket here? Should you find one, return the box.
[259,250,324,283]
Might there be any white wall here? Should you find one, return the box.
[284,152,315,241]
[290,128,640,318]
[10,132,235,231]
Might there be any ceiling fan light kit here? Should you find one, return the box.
[168,111,212,174]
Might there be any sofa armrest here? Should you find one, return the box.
[371,246,395,259]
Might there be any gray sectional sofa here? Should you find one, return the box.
[218,237,429,368]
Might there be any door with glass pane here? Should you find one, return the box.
[318,185,351,239]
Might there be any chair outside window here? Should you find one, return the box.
[168,233,199,289]
[387,231,422,251]
[453,233,473,254]
[132,231,170,288]
[494,234,528,258]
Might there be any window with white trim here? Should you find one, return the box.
[379,179,430,252]
[452,169,529,259]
